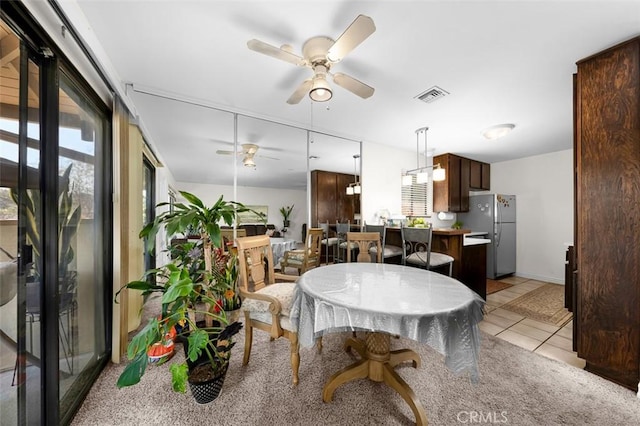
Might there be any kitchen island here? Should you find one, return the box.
[386,228,489,299]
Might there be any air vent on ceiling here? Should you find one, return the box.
[415,86,450,104]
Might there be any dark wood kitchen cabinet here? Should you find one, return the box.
[574,36,640,391]
[470,160,491,190]
[434,154,490,212]
[311,170,358,226]
[434,153,466,212]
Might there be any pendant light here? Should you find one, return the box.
[346,154,361,195]
[402,127,445,184]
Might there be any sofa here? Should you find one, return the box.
[234,224,280,237]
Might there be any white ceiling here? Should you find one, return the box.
[73,1,640,189]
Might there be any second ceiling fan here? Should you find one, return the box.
[247,14,376,104]
[216,143,279,168]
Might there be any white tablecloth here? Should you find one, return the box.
[290,263,485,381]
[269,238,297,265]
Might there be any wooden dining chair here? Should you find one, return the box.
[401,225,454,276]
[346,232,382,263]
[345,232,382,340]
[280,227,323,275]
[236,235,301,385]
[336,220,358,262]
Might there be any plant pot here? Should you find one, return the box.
[283,220,290,228]
[147,341,175,365]
[188,361,228,404]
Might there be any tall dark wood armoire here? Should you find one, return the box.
[574,36,640,391]
[310,170,359,226]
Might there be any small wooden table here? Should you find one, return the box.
[291,263,484,425]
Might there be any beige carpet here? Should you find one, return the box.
[501,284,572,327]
[70,300,639,425]
[486,279,514,295]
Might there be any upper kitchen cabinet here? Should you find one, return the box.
[434,153,490,212]
[574,36,640,391]
[470,160,491,190]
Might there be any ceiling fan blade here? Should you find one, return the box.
[327,15,375,62]
[257,154,280,161]
[287,79,313,104]
[333,72,374,99]
[247,39,305,66]
[215,149,238,155]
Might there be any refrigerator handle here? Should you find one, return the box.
[496,201,502,246]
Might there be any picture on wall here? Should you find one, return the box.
[237,205,268,224]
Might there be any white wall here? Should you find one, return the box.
[491,149,573,283]
[361,141,415,224]
[176,182,307,242]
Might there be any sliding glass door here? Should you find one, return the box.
[0,19,44,424]
[0,8,111,424]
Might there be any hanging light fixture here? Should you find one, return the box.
[346,154,361,195]
[243,155,256,168]
[309,65,333,102]
[402,127,445,184]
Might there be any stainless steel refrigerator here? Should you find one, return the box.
[457,194,516,279]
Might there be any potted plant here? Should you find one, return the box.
[116,260,242,403]
[116,191,251,403]
[10,163,81,312]
[279,204,294,228]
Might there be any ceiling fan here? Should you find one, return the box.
[216,143,280,168]
[247,14,376,104]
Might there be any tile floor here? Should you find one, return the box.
[480,275,586,369]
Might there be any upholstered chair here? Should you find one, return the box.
[236,235,301,385]
[363,222,403,263]
[401,226,454,276]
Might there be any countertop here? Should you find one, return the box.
[463,231,491,246]
[387,227,472,236]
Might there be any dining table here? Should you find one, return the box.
[290,262,485,426]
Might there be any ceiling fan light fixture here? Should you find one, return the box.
[482,123,515,140]
[309,74,332,102]
[243,156,256,168]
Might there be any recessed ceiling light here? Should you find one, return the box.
[482,123,515,140]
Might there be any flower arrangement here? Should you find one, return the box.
[210,248,241,312]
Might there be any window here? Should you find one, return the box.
[142,157,155,276]
[401,175,433,217]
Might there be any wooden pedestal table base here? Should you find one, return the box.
[321,332,428,426]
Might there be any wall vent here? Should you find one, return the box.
[415,86,450,103]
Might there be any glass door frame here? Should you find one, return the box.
[2,3,113,424]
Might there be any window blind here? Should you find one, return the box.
[401,175,433,217]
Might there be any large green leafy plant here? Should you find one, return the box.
[116,191,249,393]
